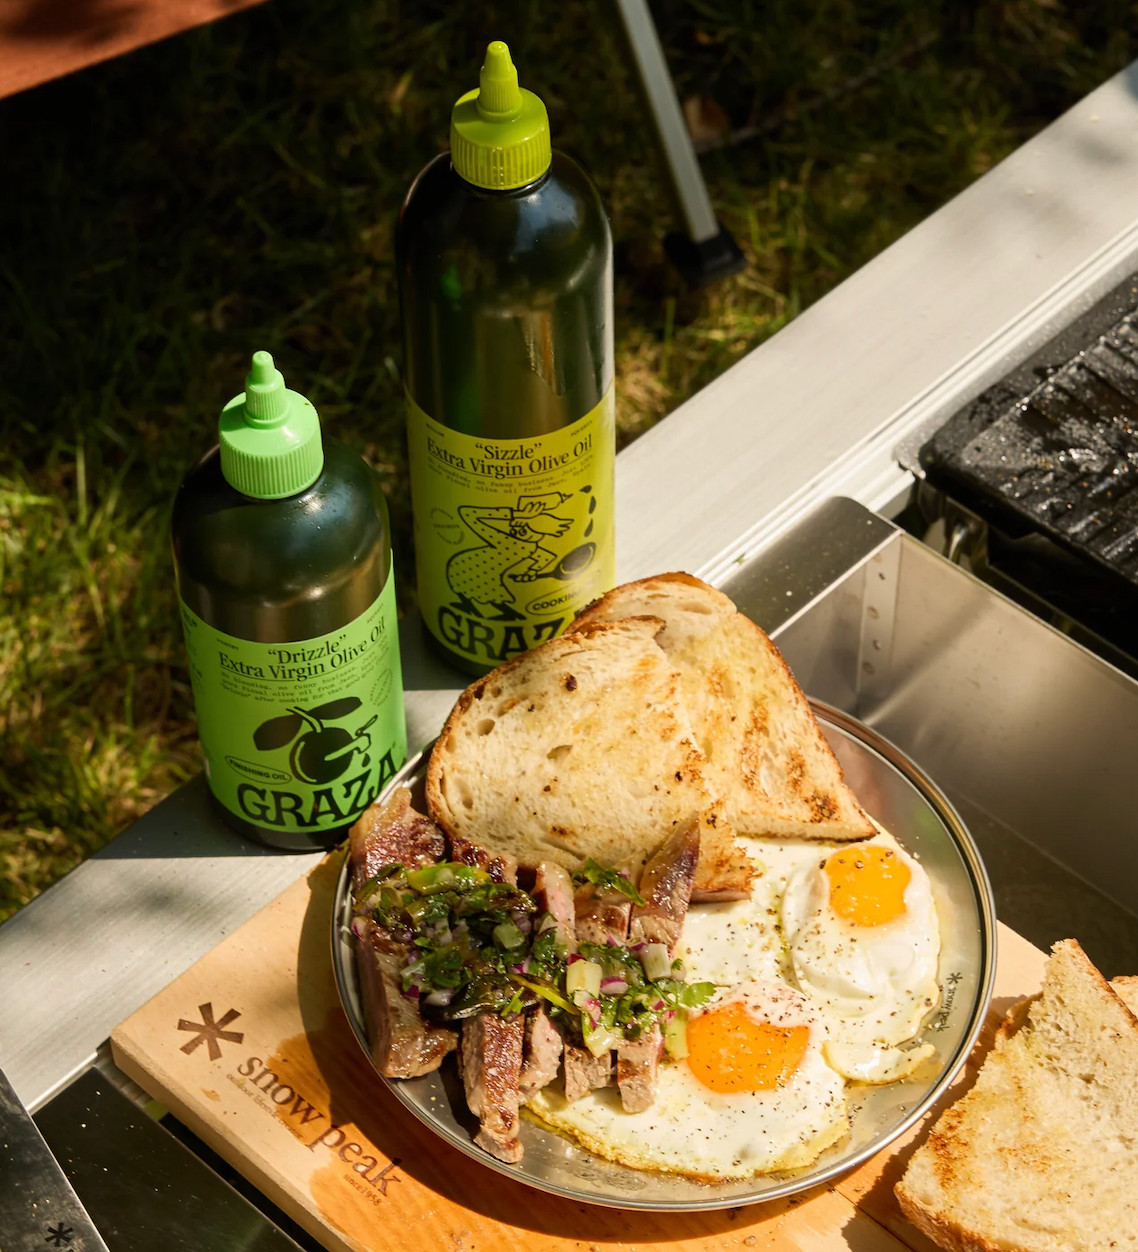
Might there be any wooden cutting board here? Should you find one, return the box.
[111,853,1046,1252]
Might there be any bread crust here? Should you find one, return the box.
[895,1198,1005,1252]
[1110,975,1138,1016]
[576,571,734,618]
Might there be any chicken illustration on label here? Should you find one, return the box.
[442,489,598,620]
[407,392,616,667]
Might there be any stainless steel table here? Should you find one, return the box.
[4,56,1138,1246]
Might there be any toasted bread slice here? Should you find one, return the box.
[425,616,753,894]
[895,939,1138,1252]
[573,573,875,842]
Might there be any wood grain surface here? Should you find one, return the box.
[111,852,1046,1252]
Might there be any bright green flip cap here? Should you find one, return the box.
[450,41,551,190]
[218,351,324,499]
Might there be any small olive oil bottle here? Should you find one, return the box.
[398,40,615,675]
[172,351,407,851]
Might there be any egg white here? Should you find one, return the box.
[777,830,941,1082]
[673,843,781,986]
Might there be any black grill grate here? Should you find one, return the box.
[921,279,1138,591]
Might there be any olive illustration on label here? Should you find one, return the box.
[253,697,376,785]
[548,542,595,580]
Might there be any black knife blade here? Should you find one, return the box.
[0,1065,111,1252]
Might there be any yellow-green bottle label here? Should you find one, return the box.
[179,575,406,834]
[407,388,616,667]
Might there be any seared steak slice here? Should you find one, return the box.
[563,1044,614,1103]
[355,918,457,1078]
[564,878,628,1103]
[615,1024,663,1113]
[520,867,571,1101]
[448,833,517,885]
[349,788,455,1078]
[349,786,445,891]
[615,1016,660,1110]
[460,1012,526,1163]
[629,818,700,953]
[442,853,531,1159]
[573,882,631,945]
[609,822,700,1111]
[518,1006,563,1101]
[532,861,575,949]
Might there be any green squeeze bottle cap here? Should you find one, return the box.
[218,351,324,499]
[450,40,552,191]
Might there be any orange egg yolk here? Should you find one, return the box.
[686,1001,810,1093]
[824,843,910,926]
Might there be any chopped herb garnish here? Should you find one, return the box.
[571,858,646,906]
[357,858,710,1040]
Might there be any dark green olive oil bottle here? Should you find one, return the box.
[172,351,407,851]
[397,40,616,675]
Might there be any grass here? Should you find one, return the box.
[1,0,1134,919]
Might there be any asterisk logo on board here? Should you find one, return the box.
[177,1003,244,1060]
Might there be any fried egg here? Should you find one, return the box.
[777,830,940,1083]
[672,844,782,987]
[526,981,848,1179]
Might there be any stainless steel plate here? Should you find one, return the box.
[331,702,996,1211]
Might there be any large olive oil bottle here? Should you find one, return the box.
[172,352,407,851]
[398,40,615,675]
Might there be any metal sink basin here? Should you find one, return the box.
[722,496,1138,978]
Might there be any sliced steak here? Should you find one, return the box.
[349,788,456,1078]
[609,822,699,1112]
[349,786,445,891]
[565,878,629,1103]
[446,853,530,1159]
[532,861,575,949]
[563,1044,614,1103]
[518,1006,563,1102]
[628,817,700,953]
[459,1012,526,1163]
[573,882,631,945]
[355,918,457,1078]
[521,867,572,1101]
[448,833,517,885]
[615,1024,662,1113]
